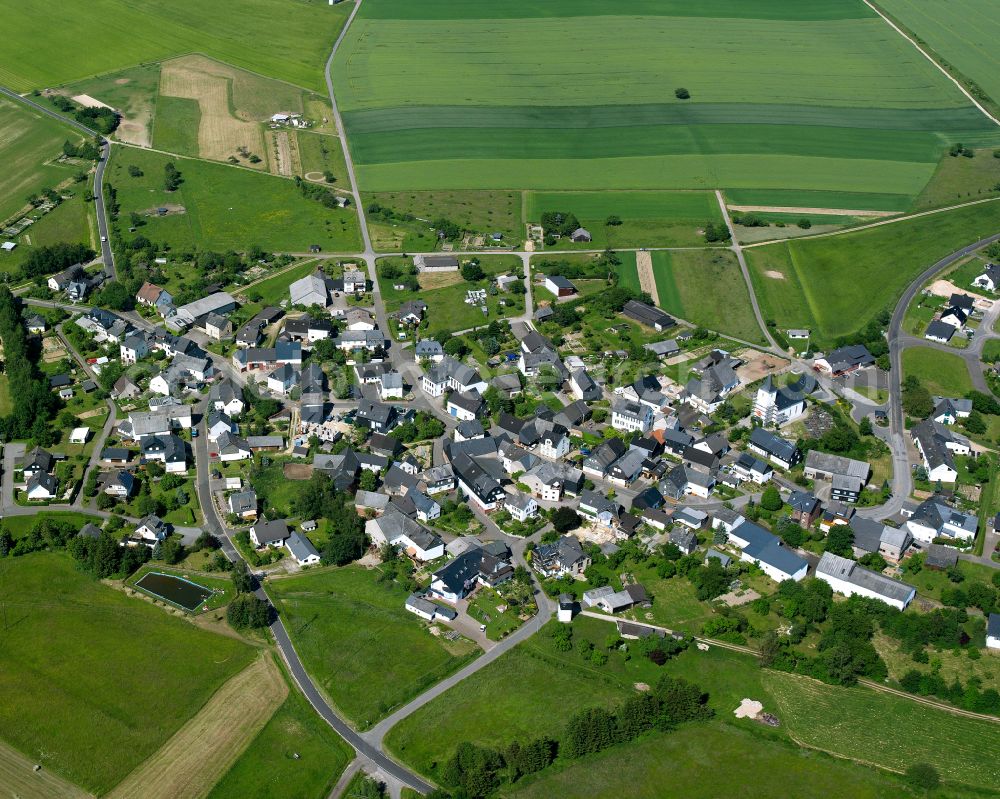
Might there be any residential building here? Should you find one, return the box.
[911,419,971,483]
[849,517,912,563]
[504,492,538,522]
[250,519,290,548]
[815,552,916,611]
[803,451,870,503]
[544,275,577,297]
[611,398,653,434]
[747,427,800,469]
[532,535,590,578]
[905,498,977,545]
[787,491,822,527]
[814,344,875,376]
[227,490,258,519]
[728,520,808,582]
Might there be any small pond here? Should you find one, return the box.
[135,572,213,611]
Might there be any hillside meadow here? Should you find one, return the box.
[0,553,253,794]
[745,200,1000,342]
[106,147,361,253]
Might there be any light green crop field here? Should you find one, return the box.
[335,0,1000,204]
[902,347,975,397]
[106,147,362,252]
[0,96,87,222]
[763,671,1000,787]
[651,250,765,343]
[745,200,1000,342]
[527,191,721,248]
[269,566,479,729]
[0,0,350,92]
[0,193,94,276]
[205,666,353,799]
[0,552,253,794]
[877,0,1000,110]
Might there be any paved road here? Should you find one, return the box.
[0,87,116,277]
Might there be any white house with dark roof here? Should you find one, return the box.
[905,498,977,545]
[816,552,915,611]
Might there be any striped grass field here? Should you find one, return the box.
[334,0,1000,202]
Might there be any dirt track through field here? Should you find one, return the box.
[273,130,292,176]
[106,654,287,799]
[0,740,92,799]
[636,250,658,305]
[159,56,266,170]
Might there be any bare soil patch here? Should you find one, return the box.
[141,203,185,217]
[636,249,657,305]
[72,94,113,110]
[927,279,994,306]
[0,739,91,799]
[283,462,313,480]
[106,654,287,799]
[419,272,464,290]
[729,205,896,218]
[735,348,789,384]
[116,109,152,148]
[273,130,292,177]
[764,270,786,280]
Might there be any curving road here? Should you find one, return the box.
[0,87,116,277]
[881,232,1000,520]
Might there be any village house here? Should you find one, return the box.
[816,552,915,610]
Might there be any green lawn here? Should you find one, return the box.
[0,95,87,222]
[746,200,1000,343]
[1,511,101,540]
[0,374,12,415]
[269,566,479,729]
[527,190,722,248]
[242,259,324,305]
[107,147,362,253]
[297,131,349,183]
[0,552,253,794]
[650,249,765,343]
[902,347,974,396]
[334,0,997,200]
[205,663,353,799]
[762,670,1000,788]
[62,63,162,146]
[152,95,201,155]
[506,723,914,799]
[0,0,352,92]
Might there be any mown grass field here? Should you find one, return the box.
[0,0,350,92]
[269,566,479,729]
[63,63,162,147]
[902,346,974,396]
[505,723,914,799]
[526,191,721,248]
[335,0,998,203]
[241,259,324,305]
[745,200,1000,342]
[0,552,253,794]
[205,665,353,799]
[877,0,1000,111]
[107,147,361,252]
[0,96,86,222]
[762,670,1000,787]
[651,250,765,343]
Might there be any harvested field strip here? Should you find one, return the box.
[159,57,266,169]
[762,670,1000,787]
[0,739,91,799]
[107,654,287,799]
[635,250,657,305]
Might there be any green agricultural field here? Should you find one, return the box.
[269,566,479,729]
[902,347,974,396]
[913,147,1000,210]
[526,191,721,248]
[205,667,353,799]
[297,132,349,183]
[762,671,1000,788]
[0,0,351,92]
[152,96,201,155]
[877,0,1000,111]
[506,723,914,799]
[745,200,1000,342]
[0,552,252,794]
[335,0,999,203]
[651,250,765,343]
[0,96,87,222]
[106,147,361,252]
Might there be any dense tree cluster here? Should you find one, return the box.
[69,529,150,579]
[295,176,346,209]
[163,162,182,192]
[539,210,581,239]
[0,288,61,442]
[62,138,101,161]
[50,96,119,133]
[389,412,445,443]
[17,242,93,282]
[226,593,271,629]
[289,474,367,566]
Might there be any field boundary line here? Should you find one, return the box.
[728,205,897,218]
[105,652,287,799]
[743,196,1000,249]
[862,0,1000,127]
